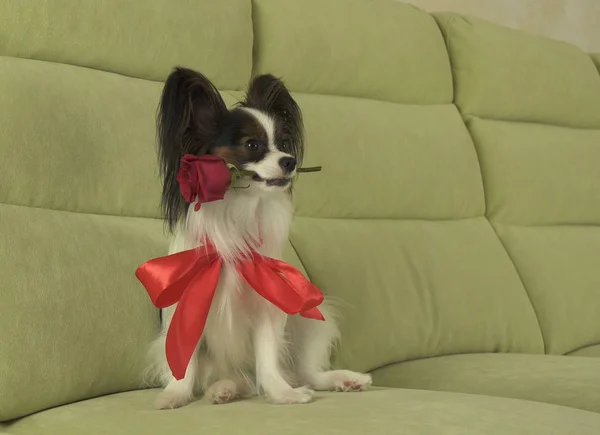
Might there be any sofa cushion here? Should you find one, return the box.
[285,92,546,373]
[465,117,600,354]
[492,224,600,354]
[0,0,253,420]
[0,57,161,216]
[435,14,600,128]
[436,14,600,357]
[0,0,253,86]
[371,354,600,412]
[8,389,600,435]
[253,1,544,376]
[568,344,600,357]
[0,57,246,420]
[467,119,600,226]
[291,95,484,220]
[591,54,600,73]
[0,57,240,217]
[0,205,166,421]
[291,217,543,373]
[252,0,452,104]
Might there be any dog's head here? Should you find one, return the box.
[157,67,304,230]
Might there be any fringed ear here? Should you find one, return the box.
[243,74,304,165]
[157,67,227,231]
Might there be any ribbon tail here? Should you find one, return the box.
[300,306,325,321]
[165,258,222,380]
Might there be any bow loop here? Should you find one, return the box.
[236,255,324,317]
[135,248,219,308]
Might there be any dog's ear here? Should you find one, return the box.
[243,74,304,163]
[157,67,227,231]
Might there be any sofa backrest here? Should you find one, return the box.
[0,0,253,421]
[435,13,600,355]
[252,0,539,374]
[253,0,596,375]
[1,0,600,422]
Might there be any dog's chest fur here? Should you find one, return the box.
[173,188,294,376]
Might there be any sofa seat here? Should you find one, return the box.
[371,353,600,412]
[7,388,600,435]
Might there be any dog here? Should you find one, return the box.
[148,67,372,408]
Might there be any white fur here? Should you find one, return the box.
[147,114,371,409]
[241,107,292,181]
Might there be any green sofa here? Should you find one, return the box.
[1,0,600,433]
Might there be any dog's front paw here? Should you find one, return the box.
[207,380,239,405]
[154,390,194,410]
[334,371,372,392]
[268,386,314,405]
[310,370,372,392]
[154,379,195,410]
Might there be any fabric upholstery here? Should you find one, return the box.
[291,96,484,220]
[435,13,600,128]
[2,0,600,430]
[0,204,165,421]
[436,15,600,357]
[568,344,600,357]
[371,354,600,413]
[0,0,253,87]
[8,389,600,435]
[276,4,545,375]
[291,217,543,373]
[468,119,600,225]
[0,56,244,421]
[493,224,600,354]
[0,56,239,218]
[0,0,253,421]
[591,54,600,73]
[0,56,163,217]
[252,0,453,104]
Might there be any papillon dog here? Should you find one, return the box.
[148,67,372,408]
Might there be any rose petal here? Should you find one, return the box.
[177,154,202,204]
[196,156,231,203]
[177,154,231,208]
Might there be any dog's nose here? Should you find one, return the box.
[279,156,297,173]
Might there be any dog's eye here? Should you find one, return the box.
[280,140,289,150]
[245,140,260,150]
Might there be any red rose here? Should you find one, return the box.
[176,154,232,211]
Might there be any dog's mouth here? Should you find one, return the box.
[252,174,291,187]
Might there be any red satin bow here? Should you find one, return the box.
[135,243,325,380]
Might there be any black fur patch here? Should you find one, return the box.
[241,74,304,164]
[157,67,227,231]
[211,109,270,167]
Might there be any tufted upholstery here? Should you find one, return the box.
[1,0,600,432]
[436,13,600,356]
[0,0,252,421]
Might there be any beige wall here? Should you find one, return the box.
[406,0,600,52]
